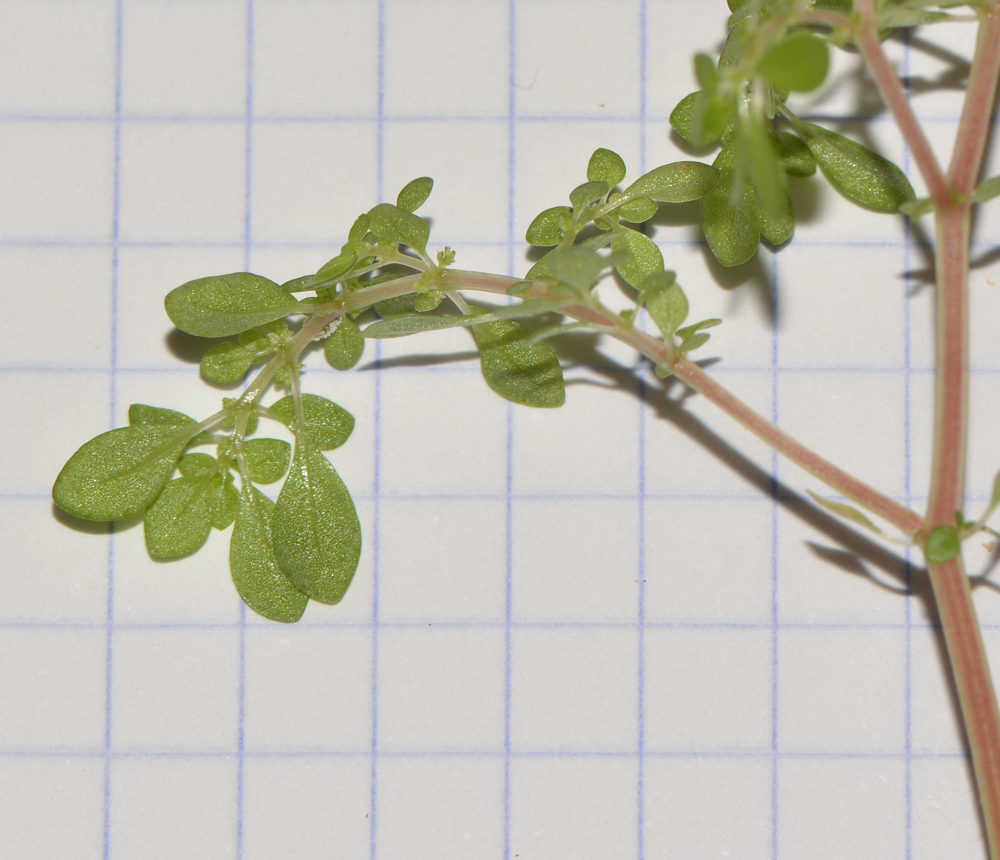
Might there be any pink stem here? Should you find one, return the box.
[854,0,951,205]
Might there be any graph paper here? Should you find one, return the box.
[2,0,1000,857]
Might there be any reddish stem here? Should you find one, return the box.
[436,269,923,536]
[924,7,1000,856]
[670,357,923,535]
[853,3,951,205]
[949,5,1000,196]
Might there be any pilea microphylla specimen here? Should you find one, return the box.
[51,0,1000,852]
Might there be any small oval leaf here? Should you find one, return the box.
[611,226,665,289]
[324,315,365,370]
[231,487,309,622]
[367,203,430,253]
[269,394,355,451]
[587,148,626,186]
[569,180,610,209]
[53,423,191,521]
[775,131,816,177]
[244,438,291,484]
[273,445,362,605]
[165,273,301,338]
[526,206,572,246]
[396,177,434,213]
[702,145,761,267]
[178,452,216,477]
[617,196,658,224]
[621,161,720,204]
[799,122,915,211]
[200,342,255,384]
[757,31,829,93]
[144,476,213,559]
[472,319,565,408]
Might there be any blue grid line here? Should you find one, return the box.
[2,618,979,632]
[102,2,124,856]
[0,110,984,125]
[234,1,255,856]
[3,746,974,761]
[370,3,386,857]
[637,3,648,856]
[770,254,781,860]
[903,28,916,860]
[503,4,517,856]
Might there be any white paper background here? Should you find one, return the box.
[2,1,1000,858]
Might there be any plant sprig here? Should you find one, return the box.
[50,2,1000,855]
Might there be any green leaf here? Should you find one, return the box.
[669,92,700,144]
[367,203,430,253]
[925,525,962,564]
[569,180,610,209]
[313,250,357,283]
[526,206,572,246]
[231,487,308,622]
[743,115,788,224]
[472,318,565,408]
[144,475,213,559]
[991,469,1000,509]
[374,293,419,318]
[611,226,664,289]
[280,275,319,293]
[545,245,605,293]
[757,32,830,93]
[702,145,761,267]
[675,318,721,342]
[273,443,362,604]
[775,132,816,177]
[587,148,626,186]
[396,176,434,213]
[972,176,1000,204]
[671,90,733,148]
[200,342,255,384]
[362,313,483,338]
[694,53,717,91]
[324,315,365,370]
[244,438,291,484]
[758,184,795,246]
[347,213,371,247]
[807,491,886,537]
[641,272,688,340]
[899,197,935,219]
[620,162,719,204]
[799,122,915,211]
[678,332,711,353]
[269,394,355,451]
[239,320,286,353]
[178,452,216,477]
[617,196,658,223]
[165,273,301,338]
[413,289,444,312]
[53,422,193,521]
[129,404,196,429]
[208,474,240,530]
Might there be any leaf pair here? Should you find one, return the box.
[230,393,360,621]
[232,441,361,623]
